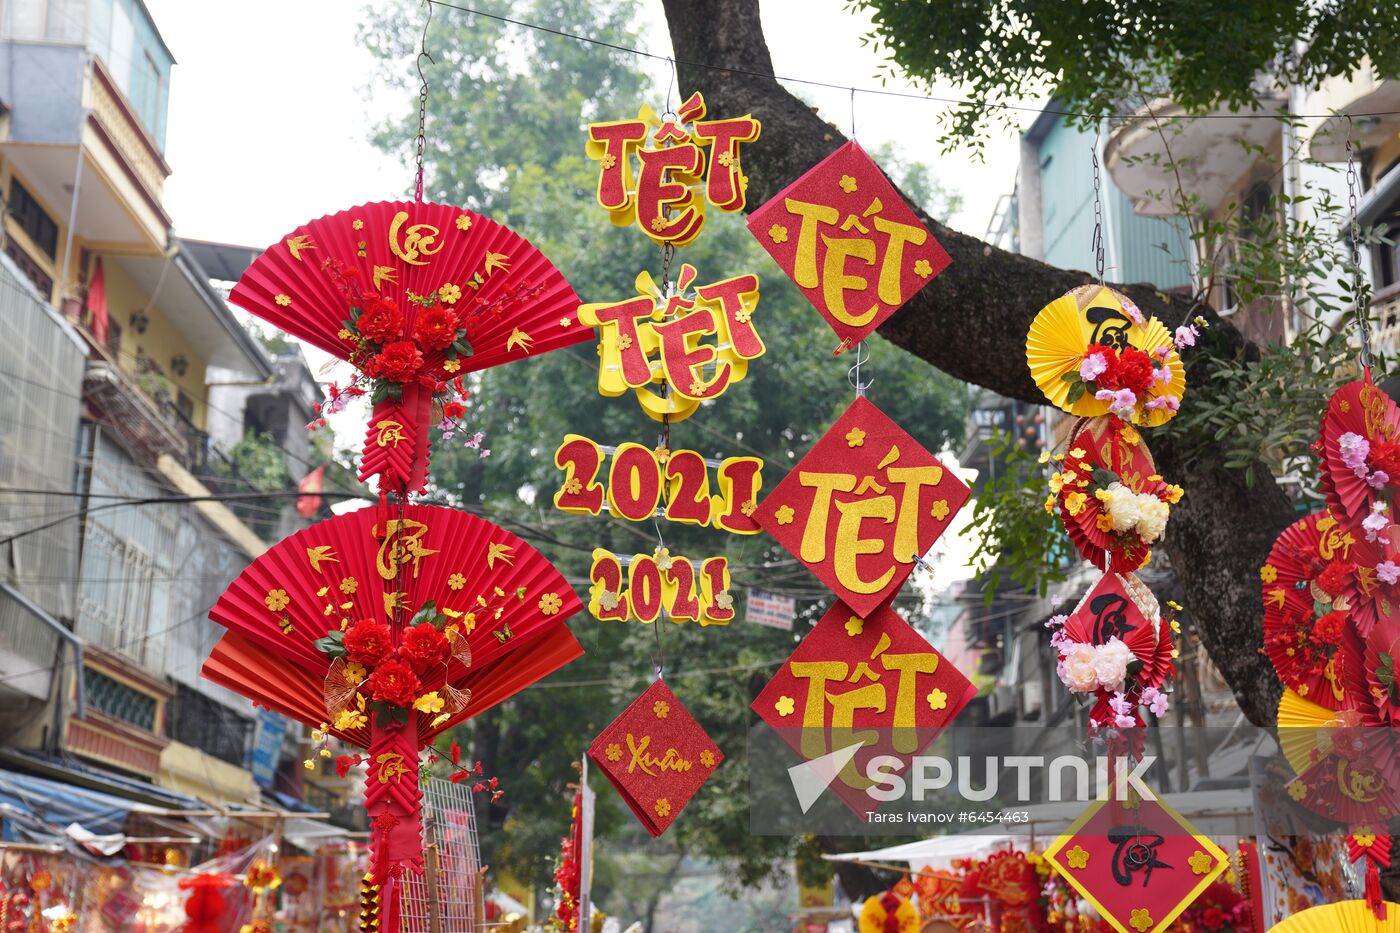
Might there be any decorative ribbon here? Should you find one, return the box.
[1347,832,1391,919]
[365,718,425,933]
[359,382,435,497]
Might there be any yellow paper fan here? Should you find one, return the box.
[1277,687,1351,776]
[859,895,919,933]
[1269,900,1400,932]
[1025,285,1186,426]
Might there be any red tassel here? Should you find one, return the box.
[1367,860,1386,920]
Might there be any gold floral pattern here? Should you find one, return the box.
[775,505,796,525]
[448,573,466,591]
[913,258,933,278]
[930,500,951,521]
[274,294,292,307]
[699,749,716,767]
[775,695,796,717]
[926,688,948,711]
[844,615,864,637]
[768,224,789,243]
[1065,845,1089,869]
[339,577,359,594]
[455,214,472,231]
[653,798,671,818]
[845,427,866,447]
[653,700,670,719]
[839,174,858,193]
[538,592,563,615]
[265,589,290,612]
[438,283,462,304]
[605,742,622,762]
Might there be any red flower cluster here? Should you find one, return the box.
[1090,344,1155,395]
[1372,440,1400,479]
[442,400,466,420]
[1314,609,1347,646]
[344,620,391,665]
[371,340,424,383]
[1315,560,1354,598]
[401,622,449,667]
[413,306,460,351]
[366,658,422,708]
[357,296,403,344]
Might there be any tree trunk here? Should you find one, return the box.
[661,0,1290,725]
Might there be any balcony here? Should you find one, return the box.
[1104,95,1285,218]
[1372,283,1400,358]
[82,357,192,467]
[0,46,171,255]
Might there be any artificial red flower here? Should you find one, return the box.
[334,754,361,778]
[366,658,422,708]
[413,306,459,351]
[1101,346,1154,395]
[357,298,403,344]
[1202,907,1225,930]
[1371,440,1400,478]
[1313,610,1347,646]
[344,620,392,665]
[1315,560,1353,598]
[372,340,424,383]
[400,622,449,668]
[442,401,466,420]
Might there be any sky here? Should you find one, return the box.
[145,0,1028,248]
[141,0,1036,580]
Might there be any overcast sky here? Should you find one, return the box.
[144,0,1028,249]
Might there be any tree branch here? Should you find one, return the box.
[662,0,1290,724]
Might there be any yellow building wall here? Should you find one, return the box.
[0,161,68,305]
[101,258,210,429]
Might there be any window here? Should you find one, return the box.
[170,686,253,766]
[8,178,58,259]
[84,667,158,731]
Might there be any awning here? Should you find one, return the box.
[823,833,1021,873]
[0,766,167,840]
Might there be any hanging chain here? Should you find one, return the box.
[850,87,857,140]
[1346,119,1373,373]
[1091,121,1106,285]
[413,0,435,202]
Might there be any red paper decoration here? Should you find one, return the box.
[750,601,974,816]
[753,395,969,617]
[228,200,585,494]
[203,503,583,886]
[1043,792,1229,933]
[588,679,723,836]
[747,141,950,352]
[1319,379,1400,533]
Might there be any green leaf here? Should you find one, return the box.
[452,336,475,357]
[313,630,346,658]
[1066,382,1086,404]
[1059,371,1082,383]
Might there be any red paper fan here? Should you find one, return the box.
[1319,380,1400,529]
[202,502,582,890]
[1262,510,1375,708]
[228,200,585,494]
[1361,616,1400,729]
[1061,572,1160,658]
[230,200,583,372]
[1055,421,1174,573]
[203,502,582,742]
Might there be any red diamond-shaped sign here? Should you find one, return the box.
[752,601,974,817]
[753,395,969,617]
[588,679,723,836]
[747,140,950,352]
[1043,791,1229,933]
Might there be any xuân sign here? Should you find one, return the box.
[578,265,764,422]
[588,548,734,626]
[553,434,763,534]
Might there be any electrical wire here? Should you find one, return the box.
[425,0,1400,123]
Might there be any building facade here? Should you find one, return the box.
[0,0,337,816]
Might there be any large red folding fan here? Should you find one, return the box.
[228,200,586,494]
[202,503,582,910]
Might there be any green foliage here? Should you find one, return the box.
[964,432,1068,600]
[851,0,1400,151]
[217,431,290,493]
[361,0,969,902]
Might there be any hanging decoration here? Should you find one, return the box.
[1043,791,1229,933]
[203,505,582,901]
[1048,572,1176,731]
[750,601,973,815]
[1051,422,1181,574]
[587,679,723,836]
[563,86,766,836]
[228,200,585,494]
[752,395,970,618]
[1318,378,1400,547]
[857,889,919,933]
[746,139,951,353]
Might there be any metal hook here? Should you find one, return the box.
[850,87,857,140]
[413,0,436,202]
[847,339,872,396]
[1090,121,1105,285]
[1345,115,1374,373]
[664,56,677,120]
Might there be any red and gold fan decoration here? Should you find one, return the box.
[1262,510,1375,707]
[1319,379,1400,538]
[1268,900,1400,933]
[202,503,582,917]
[1051,421,1180,573]
[228,201,585,494]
